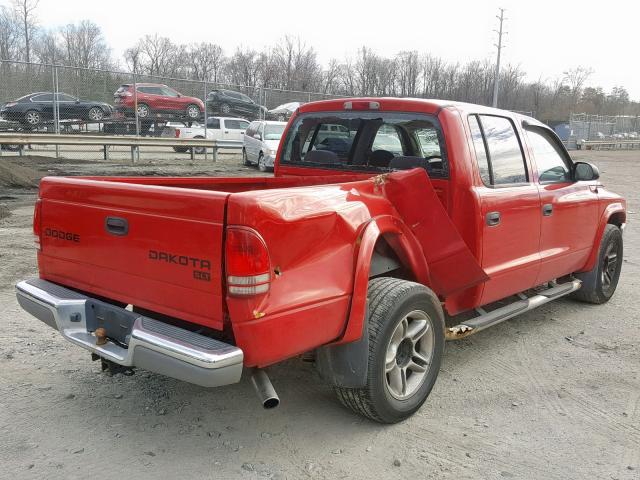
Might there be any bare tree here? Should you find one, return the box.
[12,0,39,62]
[59,20,111,69]
[563,66,593,109]
[187,42,225,82]
[0,5,21,61]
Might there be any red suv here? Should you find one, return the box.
[114,83,204,120]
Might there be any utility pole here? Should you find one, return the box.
[492,8,506,108]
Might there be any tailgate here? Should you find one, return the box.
[37,177,229,330]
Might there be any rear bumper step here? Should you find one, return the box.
[16,278,243,387]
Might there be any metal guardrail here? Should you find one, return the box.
[0,133,242,162]
[577,139,640,150]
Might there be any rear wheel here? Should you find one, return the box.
[572,224,623,304]
[220,103,231,114]
[173,146,189,153]
[334,278,445,423]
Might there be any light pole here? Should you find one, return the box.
[492,8,506,108]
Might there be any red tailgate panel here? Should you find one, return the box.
[37,177,228,330]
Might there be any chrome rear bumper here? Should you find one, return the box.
[16,278,243,387]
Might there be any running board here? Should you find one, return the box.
[445,279,581,340]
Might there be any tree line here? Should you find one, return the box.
[1,0,638,121]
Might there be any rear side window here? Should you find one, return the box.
[207,118,220,129]
[477,115,527,185]
[468,115,491,185]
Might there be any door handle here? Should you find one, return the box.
[486,211,501,226]
[542,204,553,216]
[105,216,129,236]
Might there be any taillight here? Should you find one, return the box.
[225,227,270,296]
[175,128,181,138]
[33,198,42,250]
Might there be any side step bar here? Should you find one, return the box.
[445,279,581,340]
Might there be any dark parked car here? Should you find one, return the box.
[206,89,267,120]
[0,92,113,126]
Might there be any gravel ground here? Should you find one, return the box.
[0,150,638,480]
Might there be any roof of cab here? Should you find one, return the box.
[297,97,540,126]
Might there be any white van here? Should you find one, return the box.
[162,117,250,153]
[243,120,287,171]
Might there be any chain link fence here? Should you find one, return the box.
[567,113,640,148]
[0,59,344,160]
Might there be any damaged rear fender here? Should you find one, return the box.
[334,214,430,346]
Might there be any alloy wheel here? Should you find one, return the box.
[384,309,435,400]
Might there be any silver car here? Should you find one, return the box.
[243,120,287,171]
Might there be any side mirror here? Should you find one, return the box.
[573,161,600,181]
[177,93,182,98]
[254,133,262,140]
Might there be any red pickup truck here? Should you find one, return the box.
[16,98,626,423]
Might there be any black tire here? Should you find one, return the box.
[572,224,623,304]
[173,146,189,153]
[23,110,41,125]
[186,104,200,120]
[242,149,251,166]
[192,136,205,155]
[334,278,445,423]
[258,153,267,172]
[136,103,150,118]
[87,106,105,121]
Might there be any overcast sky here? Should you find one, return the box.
[19,0,640,98]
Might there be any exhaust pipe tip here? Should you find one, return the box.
[251,369,280,409]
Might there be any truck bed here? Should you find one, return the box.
[36,174,370,331]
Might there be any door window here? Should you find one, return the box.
[56,93,76,102]
[207,118,220,129]
[478,115,528,185]
[225,119,244,130]
[161,87,179,97]
[31,94,53,102]
[526,128,571,183]
[245,121,257,137]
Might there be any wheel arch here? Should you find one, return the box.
[579,203,626,273]
[339,215,431,346]
[315,216,432,389]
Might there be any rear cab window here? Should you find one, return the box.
[280,111,448,177]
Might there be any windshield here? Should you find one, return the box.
[280,112,447,177]
[264,124,286,140]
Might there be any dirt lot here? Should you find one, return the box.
[0,150,638,480]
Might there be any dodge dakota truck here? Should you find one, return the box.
[16,98,626,423]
